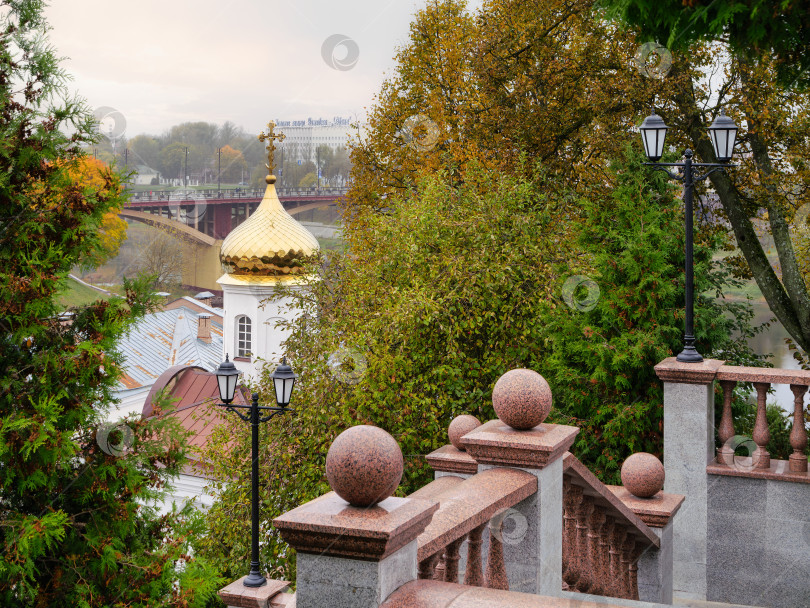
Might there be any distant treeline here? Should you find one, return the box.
[88,121,352,189]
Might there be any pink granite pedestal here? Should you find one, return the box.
[426,444,479,477]
[218,576,291,608]
[608,485,685,604]
[273,492,439,608]
[460,419,579,470]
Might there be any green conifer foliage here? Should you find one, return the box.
[0,2,221,605]
[540,149,765,482]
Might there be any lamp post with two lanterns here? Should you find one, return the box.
[214,355,298,588]
[638,108,739,363]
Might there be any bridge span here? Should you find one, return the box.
[122,186,346,241]
[120,187,346,293]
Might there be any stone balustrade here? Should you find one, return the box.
[713,365,809,475]
[560,452,671,602]
[655,359,810,481]
[409,468,537,590]
[219,368,684,608]
[425,435,676,604]
[655,357,810,607]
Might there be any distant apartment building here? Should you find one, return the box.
[274,116,354,158]
[275,116,353,145]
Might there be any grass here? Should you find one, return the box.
[58,277,113,310]
[58,276,202,311]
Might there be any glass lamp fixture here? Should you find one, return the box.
[214,354,242,404]
[708,108,738,162]
[272,357,298,408]
[640,110,669,162]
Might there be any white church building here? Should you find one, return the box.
[108,143,319,512]
[217,164,319,381]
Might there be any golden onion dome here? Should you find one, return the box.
[219,181,319,276]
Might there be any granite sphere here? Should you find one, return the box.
[621,452,665,498]
[492,368,552,430]
[448,415,481,450]
[326,425,404,507]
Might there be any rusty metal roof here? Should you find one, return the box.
[117,306,223,390]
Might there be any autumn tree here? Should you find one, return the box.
[0,2,221,604]
[159,141,206,182]
[347,0,674,219]
[349,0,810,363]
[133,232,186,288]
[218,144,247,183]
[66,156,129,270]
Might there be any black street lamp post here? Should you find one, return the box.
[214,355,298,588]
[639,108,738,363]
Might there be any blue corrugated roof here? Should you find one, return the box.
[117,306,223,389]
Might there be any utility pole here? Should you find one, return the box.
[217,148,221,195]
[316,146,320,191]
[184,146,189,188]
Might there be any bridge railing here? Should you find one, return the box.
[125,186,348,203]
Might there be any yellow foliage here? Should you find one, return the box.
[65,156,128,269]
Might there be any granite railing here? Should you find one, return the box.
[655,357,810,607]
[409,468,536,589]
[561,453,660,601]
[220,368,683,608]
[655,359,810,480]
[424,425,679,604]
[713,365,809,475]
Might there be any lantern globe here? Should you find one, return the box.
[708,108,738,162]
[272,357,298,408]
[214,354,242,403]
[639,110,669,162]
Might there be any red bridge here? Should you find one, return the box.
[122,187,346,242]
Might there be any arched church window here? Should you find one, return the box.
[236,316,252,358]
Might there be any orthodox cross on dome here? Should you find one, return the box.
[258,121,286,177]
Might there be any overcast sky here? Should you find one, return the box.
[45,0,480,139]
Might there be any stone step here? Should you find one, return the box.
[674,598,767,608]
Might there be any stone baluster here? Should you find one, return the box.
[789,384,809,473]
[620,536,635,599]
[419,552,440,580]
[574,494,594,593]
[486,524,509,590]
[717,380,737,465]
[464,523,487,587]
[562,482,583,590]
[752,382,771,469]
[432,551,446,581]
[630,542,645,601]
[585,506,606,596]
[444,537,465,583]
[608,524,627,598]
[599,516,615,595]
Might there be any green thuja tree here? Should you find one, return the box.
[0,2,222,605]
[540,148,765,483]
